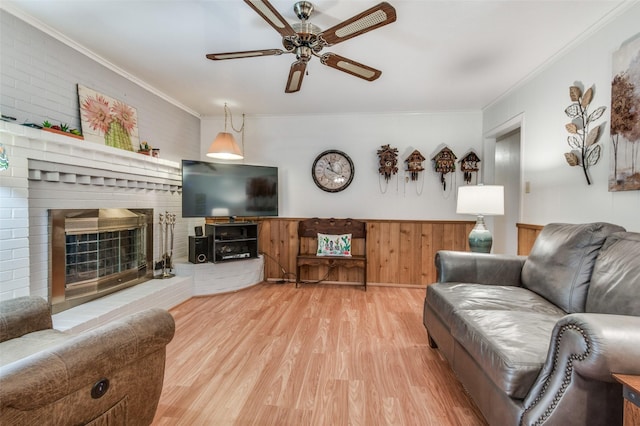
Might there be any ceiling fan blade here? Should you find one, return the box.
[285,61,307,93]
[244,0,298,39]
[319,2,396,46]
[320,53,382,81]
[206,49,285,61]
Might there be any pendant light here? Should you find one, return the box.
[207,103,244,160]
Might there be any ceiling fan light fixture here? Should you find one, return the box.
[296,46,312,60]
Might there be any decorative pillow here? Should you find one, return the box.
[317,233,352,256]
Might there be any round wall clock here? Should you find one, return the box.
[312,149,354,192]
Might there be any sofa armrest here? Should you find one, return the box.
[561,313,640,380]
[435,250,526,286]
[521,313,640,425]
[0,308,175,411]
[0,296,52,343]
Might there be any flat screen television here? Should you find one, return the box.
[181,160,278,218]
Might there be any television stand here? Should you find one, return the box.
[205,222,258,263]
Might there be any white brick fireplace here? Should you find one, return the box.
[0,121,195,327]
[1,121,264,332]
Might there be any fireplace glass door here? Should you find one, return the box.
[65,228,145,286]
[49,208,153,313]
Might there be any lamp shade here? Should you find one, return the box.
[206,132,243,160]
[456,185,504,216]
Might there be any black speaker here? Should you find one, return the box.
[194,226,203,237]
[189,235,211,264]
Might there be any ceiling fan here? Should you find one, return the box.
[206,0,397,93]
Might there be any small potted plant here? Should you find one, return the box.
[41,120,83,139]
[138,141,151,155]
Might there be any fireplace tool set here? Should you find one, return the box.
[156,211,176,279]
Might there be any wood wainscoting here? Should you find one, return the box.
[516,223,543,256]
[253,218,474,287]
[205,218,544,286]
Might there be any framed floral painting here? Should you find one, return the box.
[77,84,139,151]
[609,35,640,191]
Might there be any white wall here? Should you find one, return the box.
[483,3,640,232]
[201,111,484,220]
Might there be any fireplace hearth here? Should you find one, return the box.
[49,208,154,313]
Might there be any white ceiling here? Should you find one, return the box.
[2,0,632,117]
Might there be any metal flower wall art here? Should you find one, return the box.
[563,84,606,185]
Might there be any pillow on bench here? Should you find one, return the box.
[317,233,352,256]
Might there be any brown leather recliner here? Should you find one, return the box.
[0,296,175,425]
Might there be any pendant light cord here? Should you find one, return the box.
[224,103,246,158]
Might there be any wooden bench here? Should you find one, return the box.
[296,218,367,290]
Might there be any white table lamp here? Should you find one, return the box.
[456,185,504,253]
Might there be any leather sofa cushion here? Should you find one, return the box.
[521,222,625,313]
[427,282,567,329]
[451,309,563,399]
[587,231,640,316]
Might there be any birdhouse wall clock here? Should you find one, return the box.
[404,149,426,195]
[432,146,457,191]
[459,150,481,184]
[405,149,425,181]
[377,144,399,193]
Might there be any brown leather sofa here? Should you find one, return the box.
[423,222,640,426]
[0,296,175,425]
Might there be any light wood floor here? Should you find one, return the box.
[152,283,487,426]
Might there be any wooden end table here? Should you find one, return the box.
[613,374,640,426]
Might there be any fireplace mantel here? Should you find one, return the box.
[0,121,182,189]
[0,120,184,303]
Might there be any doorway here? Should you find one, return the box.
[493,128,521,255]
